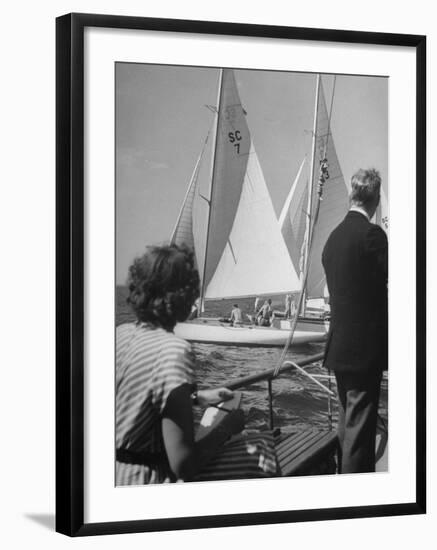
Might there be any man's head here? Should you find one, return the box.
[350,168,381,219]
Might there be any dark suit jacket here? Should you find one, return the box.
[322,210,388,374]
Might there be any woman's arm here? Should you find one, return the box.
[161,383,244,481]
[196,387,234,407]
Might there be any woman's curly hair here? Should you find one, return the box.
[126,244,200,331]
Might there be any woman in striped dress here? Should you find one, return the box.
[116,244,243,485]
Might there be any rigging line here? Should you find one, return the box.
[198,193,210,205]
[227,239,237,264]
[282,360,335,397]
[272,182,324,377]
[272,76,321,376]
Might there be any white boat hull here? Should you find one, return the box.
[175,320,326,347]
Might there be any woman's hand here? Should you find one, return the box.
[196,387,235,407]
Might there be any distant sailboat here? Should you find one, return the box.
[280,75,389,321]
[280,76,349,317]
[172,69,325,347]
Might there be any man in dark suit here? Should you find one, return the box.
[322,168,388,473]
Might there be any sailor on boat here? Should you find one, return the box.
[187,297,200,320]
[284,294,297,320]
[257,299,273,327]
[230,304,244,327]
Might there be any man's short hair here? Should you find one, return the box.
[350,168,381,208]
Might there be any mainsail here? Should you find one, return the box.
[306,78,349,298]
[172,69,301,301]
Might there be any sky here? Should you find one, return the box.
[116,63,388,284]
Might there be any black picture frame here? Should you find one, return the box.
[56,12,426,537]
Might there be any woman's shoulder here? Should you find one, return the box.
[157,327,193,352]
[116,322,191,351]
[116,322,136,340]
[129,324,191,349]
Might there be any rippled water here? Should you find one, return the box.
[116,286,388,432]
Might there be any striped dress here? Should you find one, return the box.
[116,322,195,485]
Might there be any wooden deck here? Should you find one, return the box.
[275,429,338,476]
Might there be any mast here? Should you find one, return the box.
[199,68,223,312]
[300,74,320,315]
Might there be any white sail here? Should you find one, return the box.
[205,141,301,298]
[305,79,349,298]
[173,69,301,302]
[278,78,350,300]
[191,69,299,299]
[170,147,203,252]
[279,158,308,276]
[202,70,250,294]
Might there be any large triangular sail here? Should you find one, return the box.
[173,69,301,301]
[279,158,308,276]
[205,140,301,298]
[301,78,349,299]
[203,70,301,299]
[170,143,206,255]
[202,70,250,294]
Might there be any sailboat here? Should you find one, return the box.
[172,69,326,347]
[279,75,389,323]
[280,75,349,322]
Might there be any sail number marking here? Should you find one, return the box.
[228,130,242,154]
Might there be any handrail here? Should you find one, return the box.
[224,352,324,390]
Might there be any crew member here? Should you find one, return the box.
[257,299,273,327]
[230,304,244,327]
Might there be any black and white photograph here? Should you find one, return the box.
[0,0,432,546]
[52,10,426,538]
[115,64,389,485]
